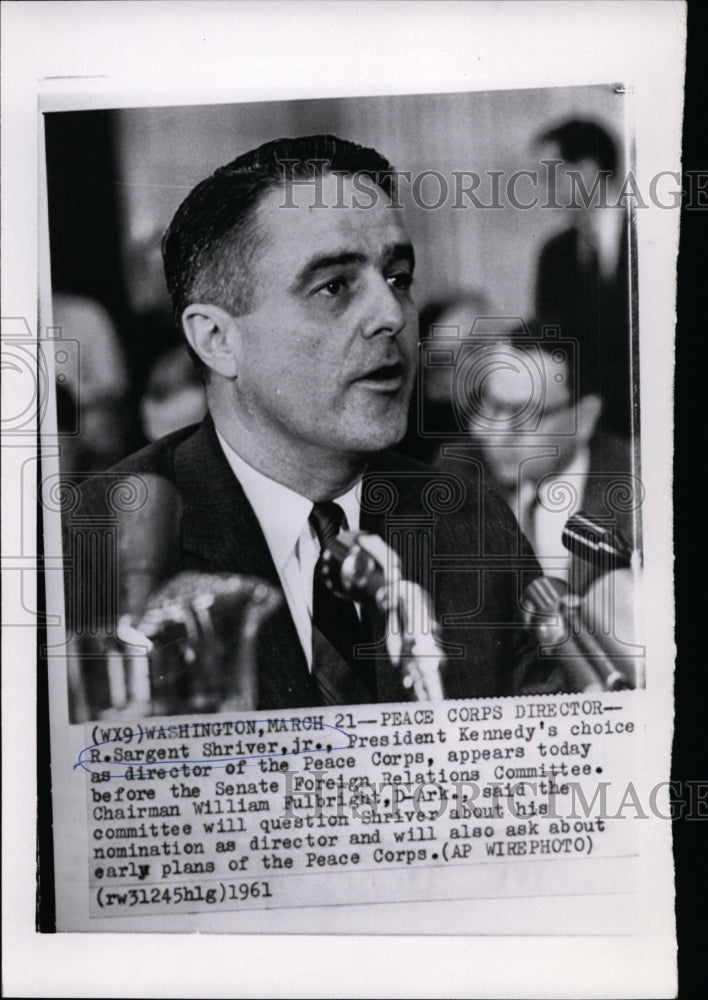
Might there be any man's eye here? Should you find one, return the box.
[387,271,414,291]
[317,277,348,297]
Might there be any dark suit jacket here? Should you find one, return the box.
[536,224,634,438]
[438,429,640,593]
[66,417,541,709]
[569,429,641,593]
[437,429,641,694]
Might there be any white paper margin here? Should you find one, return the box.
[1,2,683,996]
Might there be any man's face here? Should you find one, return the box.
[227,172,418,463]
[468,345,579,489]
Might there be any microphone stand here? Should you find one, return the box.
[523,576,630,692]
[523,501,640,698]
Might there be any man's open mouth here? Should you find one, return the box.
[355,361,406,388]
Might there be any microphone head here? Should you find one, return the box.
[562,512,633,570]
[316,532,390,610]
[520,576,574,643]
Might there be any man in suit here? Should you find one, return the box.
[67,135,540,711]
[446,332,643,694]
[534,118,632,438]
[463,334,640,596]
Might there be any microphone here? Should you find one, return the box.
[86,473,183,715]
[116,473,183,621]
[522,576,630,692]
[138,572,281,714]
[316,532,393,611]
[316,531,446,700]
[562,512,633,571]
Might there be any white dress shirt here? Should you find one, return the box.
[582,206,624,281]
[513,447,590,579]
[215,430,361,669]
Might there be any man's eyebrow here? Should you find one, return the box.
[290,251,366,292]
[290,242,416,293]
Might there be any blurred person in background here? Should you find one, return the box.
[463,330,637,593]
[53,292,137,470]
[534,118,632,437]
[140,345,207,442]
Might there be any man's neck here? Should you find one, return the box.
[210,406,367,503]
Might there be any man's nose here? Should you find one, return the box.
[359,273,409,339]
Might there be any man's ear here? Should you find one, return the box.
[181,303,240,379]
[576,393,603,445]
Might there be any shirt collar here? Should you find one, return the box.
[215,430,361,569]
[511,445,591,508]
[535,445,591,508]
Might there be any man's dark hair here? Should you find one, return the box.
[536,117,619,176]
[162,134,396,378]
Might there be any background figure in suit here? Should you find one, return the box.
[534,118,633,438]
[67,135,541,713]
[465,335,639,596]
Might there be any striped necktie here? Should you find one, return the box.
[309,502,375,705]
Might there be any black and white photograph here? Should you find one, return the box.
[50,89,644,723]
[2,2,683,996]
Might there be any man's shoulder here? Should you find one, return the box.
[586,428,640,541]
[70,423,204,517]
[367,449,482,508]
[540,224,579,258]
[371,450,519,545]
[589,428,633,472]
[110,423,201,477]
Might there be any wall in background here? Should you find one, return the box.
[116,85,626,323]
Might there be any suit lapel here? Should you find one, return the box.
[172,419,322,710]
[167,435,437,708]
